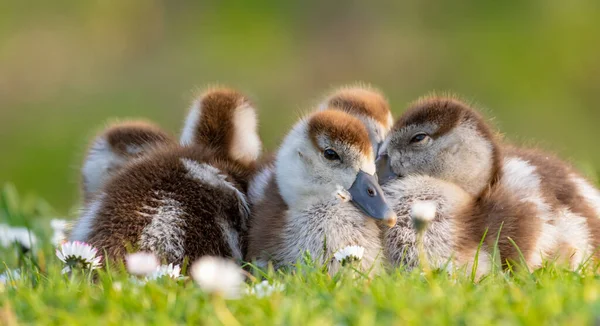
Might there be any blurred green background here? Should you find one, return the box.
[1,1,599,214]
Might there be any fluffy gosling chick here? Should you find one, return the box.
[70,88,261,265]
[247,110,397,274]
[378,96,599,270]
[81,121,175,202]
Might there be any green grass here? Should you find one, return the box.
[2,184,600,325]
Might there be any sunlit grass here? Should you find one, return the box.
[2,184,600,325]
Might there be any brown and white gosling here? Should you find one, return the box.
[377,96,600,271]
[247,85,393,206]
[247,109,397,275]
[70,88,261,265]
[80,121,175,202]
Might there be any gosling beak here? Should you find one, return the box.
[375,153,398,185]
[348,170,398,228]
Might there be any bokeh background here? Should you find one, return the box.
[1,1,599,214]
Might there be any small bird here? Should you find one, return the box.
[246,109,397,275]
[378,95,600,270]
[247,85,393,205]
[70,88,261,265]
[80,121,176,202]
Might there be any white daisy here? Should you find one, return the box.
[50,219,69,246]
[334,245,365,264]
[56,241,102,273]
[0,223,37,249]
[128,263,182,285]
[191,256,244,299]
[146,263,182,281]
[244,280,285,298]
[125,252,160,276]
[410,200,437,232]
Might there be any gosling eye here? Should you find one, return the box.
[410,132,429,144]
[323,148,341,161]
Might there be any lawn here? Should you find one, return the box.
[1,183,600,326]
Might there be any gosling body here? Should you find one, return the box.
[71,88,261,265]
[379,96,599,270]
[247,110,396,275]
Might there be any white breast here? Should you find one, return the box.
[274,200,383,275]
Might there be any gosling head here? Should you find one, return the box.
[81,120,175,200]
[276,109,397,227]
[320,84,394,157]
[377,96,501,197]
[180,87,262,166]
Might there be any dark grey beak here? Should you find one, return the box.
[348,170,397,228]
[375,153,398,185]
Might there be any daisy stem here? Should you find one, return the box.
[212,295,240,326]
[417,230,431,276]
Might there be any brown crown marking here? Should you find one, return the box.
[81,121,175,203]
[191,87,252,158]
[307,110,372,157]
[104,121,175,156]
[326,86,391,128]
[396,96,503,190]
[394,96,489,136]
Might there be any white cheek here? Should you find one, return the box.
[230,104,262,163]
[334,167,358,190]
[275,122,316,205]
[82,138,125,196]
[276,151,308,205]
[180,99,202,146]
